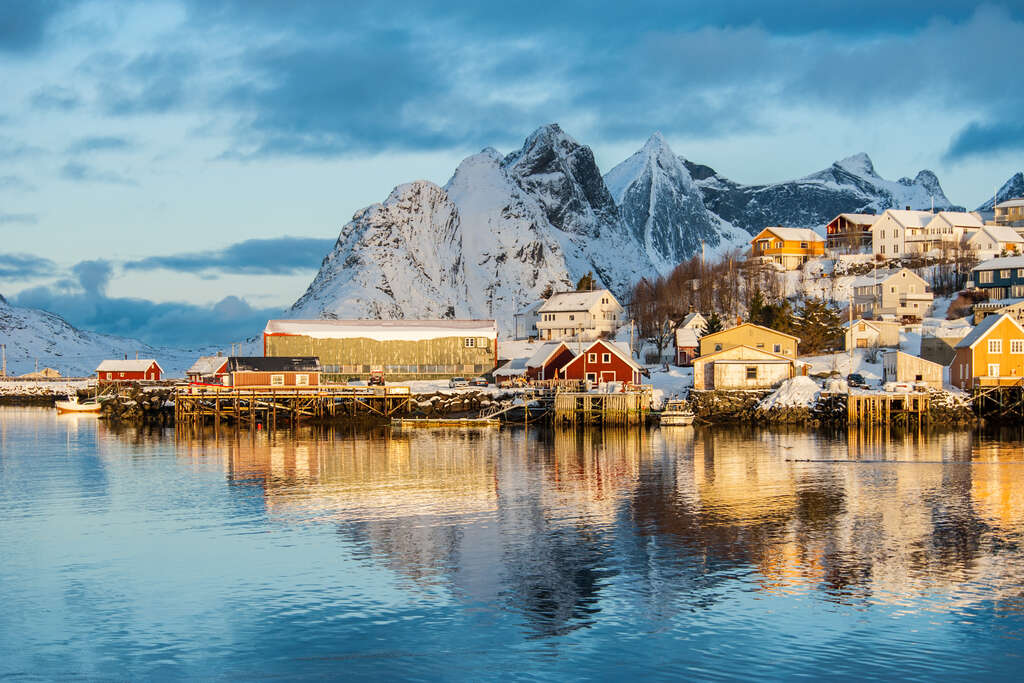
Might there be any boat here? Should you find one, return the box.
[55,395,102,414]
[660,399,694,426]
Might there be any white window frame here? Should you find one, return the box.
[989,339,1002,354]
[988,363,1001,377]
[601,353,611,363]
[1012,340,1024,354]
[270,374,285,386]
[295,374,309,385]
[464,338,476,348]
[588,353,597,363]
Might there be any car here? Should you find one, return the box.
[469,377,489,387]
[346,376,364,385]
[448,377,469,388]
[368,371,385,386]
[846,373,867,388]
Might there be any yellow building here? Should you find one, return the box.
[950,313,1024,390]
[699,322,799,358]
[749,227,825,270]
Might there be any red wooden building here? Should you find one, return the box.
[525,341,576,380]
[186,355,230,384]
[228,357,321,388]
[560,340,642,384]
[95,359,163,381]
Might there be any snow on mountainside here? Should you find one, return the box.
[605,133,749,269]
[0,295,199,377]
[977,172,1024,211]
[692,152,962,235]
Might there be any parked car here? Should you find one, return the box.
[368,370,385,386]
[846,373,867,388]
[346,376,363,385]
[469,377,489,387]
[448,377,469,388]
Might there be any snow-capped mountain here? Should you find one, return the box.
[291,124,652,327]
[976,172,1024,211]
[0,294,200,377]
[691,152,961,234]
[605,133,749,269]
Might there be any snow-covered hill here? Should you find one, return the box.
[691,152,961,234]
[976,172,1024,211]
[0,295,200,377]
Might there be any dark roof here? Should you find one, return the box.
[228,356,320,372]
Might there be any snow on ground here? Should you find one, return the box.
[757,376,821,409]
[802,349,884,383]
[0,379,94,396]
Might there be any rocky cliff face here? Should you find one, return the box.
[693,152,961,234]
[976,172,1024,211]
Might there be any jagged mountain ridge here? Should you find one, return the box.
[690,152,962,234]
[976,172,1024,211]
[292,125,969,331]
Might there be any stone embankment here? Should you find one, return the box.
[0,379,92,406]
[407,390,510,417]
[98,386,176,426]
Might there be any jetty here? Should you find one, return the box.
[846,392,929,426]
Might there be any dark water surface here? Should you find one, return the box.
[2,408,1024,680]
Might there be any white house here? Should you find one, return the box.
[536,289,624,341]
[512,300,544,340]
[914,211,984,253]
[844,319,900,350]
[871,209,935,258]
[965,225,1024,257]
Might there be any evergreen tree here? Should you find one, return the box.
[796,298,844,354]
[748,289,766,325]
[576,272,594,291]
[702,311,724,335]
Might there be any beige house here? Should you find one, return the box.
[536,289,623,341]
[993,197,1024,228]
[870,209,935,258]
[965,225,1024,256]
[693,345,803,390]
[973,298,1024,324]
[851,268,933,319]
[844,319,900,350]
[699,322,799,358]
[882,351,943,389]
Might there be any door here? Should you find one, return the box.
[704,362,715,389]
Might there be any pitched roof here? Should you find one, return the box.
[95,359,162,373]
[537,289,616,313]
[882,350,944,370]
[879,209,934,229]
[850,267,926,288]
[931,211,984,229]
[835,213,879,225]
[264,319,496,341]
[979,225,1024,243]
[228,356,320,372]
[996,198,1024,209]
[525,341,570,368]
[954,314,1024,349]
[701,322,801,343]
[494,358,528,376]
[679,311,706,329]
[675,328,699,347]
[692,344,798,364]
[515,300,544,316]
[973,255,1024,271]
[186,355,228,375]
[564,339,641,372]
[757,227,824,242]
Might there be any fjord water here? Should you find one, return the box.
[2,408,1024,680]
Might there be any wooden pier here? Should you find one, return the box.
[972,383,1024,421]
[554,391,649,426]
[174,385,413,429]
[846,392,929,426]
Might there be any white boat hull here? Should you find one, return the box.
[55,400,102,414]
[660,413,694,426]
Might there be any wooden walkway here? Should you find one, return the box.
[174,386,413,429]
[847,392,929,426]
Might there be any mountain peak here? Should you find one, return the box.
[642,131,670,152]
[835,152,876,177]
[977,171,1024,211]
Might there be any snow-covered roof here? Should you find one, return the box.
[494,358,527,376]
[525,341,569,368]
[835,213,878,225]
[931,211,983,229]
[186,355,228,375]
[515,300,544,316]
[955,314,1024,349]
[996,198,1024,209]
[979,225,1024,243]
[679,311,706,329]
[675,328,699,347]
[264,319,497,341]
[758,227,824,242]
[566,339,641,371]
[880,209,934,229]
[850,268,924,288]
[973,256,1024,272]
[95,359,162,372]
[537,289,615,313]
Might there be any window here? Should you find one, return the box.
[1013,285,1024,298]
[585,372,597,382]
[477,337,488,347]
[1001,270,1011,279]
[880,245,885,254]
[602,353,611,363]
[270,374,284,386]
[464,337,476,347]
[1017,269,1024,278]
[773,344,781,353]
[568,314,575,321]
[988,363,1000,377]
[989,339,1002,354]
[979,271,993,284]
[295,374,309,385]
[745,366,758,379]
[756,343,764,348]
[588,353,597,362]
[714,344,722,351]
[800,242,808,249]
[1012,340,1024,354]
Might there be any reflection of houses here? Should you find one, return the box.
[699,322,799,357]
[882,350,943,389]
[536,289,623,342]
[950,313,1024,390]
[693,346,804,390]
[844,318,899,350]
[749,227,825,270]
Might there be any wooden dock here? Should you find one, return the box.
[174,385,413,429]
[846,392,929,426]
[554,391,649,426]
[392,417,500,427]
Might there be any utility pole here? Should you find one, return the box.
[1,343,6,377]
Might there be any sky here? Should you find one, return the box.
[1,0,1023,347]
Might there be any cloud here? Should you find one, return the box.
[71,259,113,297]
[944,120,1024,162]
[0,175,36,191]
[0,0,72,53]
[29,85,80,111]
[0,253,55,279]
[60,161,137,185]
[87,50,200,116]
[124,236,335,275]
[66,136,134,154]
[0,212,38,224]
[0,136,43,160]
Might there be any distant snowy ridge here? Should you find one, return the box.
[976,172,1024,211]
[0,295,202,377]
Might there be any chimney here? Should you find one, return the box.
[905,205,911,210]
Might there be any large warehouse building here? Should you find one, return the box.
[263,319,498,381]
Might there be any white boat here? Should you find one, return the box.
[660,399,694,426]
[55,395,102,414]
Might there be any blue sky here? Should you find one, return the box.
[1,0,1022,346]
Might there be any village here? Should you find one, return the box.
[5,196,1024,429]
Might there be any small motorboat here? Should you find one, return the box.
[660,399,694,426]
[55,395,102,414]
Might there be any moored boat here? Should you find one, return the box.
[55,395,102,414]
[660,399,694,426]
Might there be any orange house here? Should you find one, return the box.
[950,314,1024,391]
[750,227,825,270]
